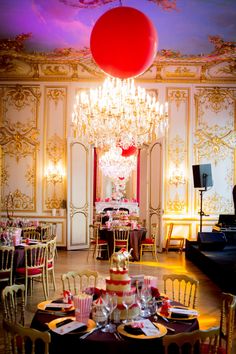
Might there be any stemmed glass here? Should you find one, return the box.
[138,286,152,318]
[101,292,118,333]
[122,292,137,323]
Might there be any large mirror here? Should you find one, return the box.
[94,148,139,202]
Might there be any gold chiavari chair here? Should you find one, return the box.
[61,270,99,295]
[163,273,199,309]
[113,227,130,253]
[15,243,47,304]
[2,284,25,325]
[0,246,14,286]
[45,237,57,297]
[3,319,51,354]
[140,223,158,261]
[87,224,109,261]
[22,230,41,241]
[162,327,220,354]
[219,292,236,354]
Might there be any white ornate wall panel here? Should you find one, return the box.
[149,141,162,248]
[165,88,189,215]
[67,140,91,250]
[44,86,67,210]
[194,87,236,216]
[0,84,40,211]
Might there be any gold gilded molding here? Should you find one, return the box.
[168,135,186,164]
[46,134,65,164]
[168,89,188,110]
[46,88,66,104]
[45,195,63,209]
[167,199,186,212]
[2,189,34,210]
[70,202,88,218]
[3,85,40,110]
[165,67,196,78]
[197,191,233,215]
[195,87,235,113]
[42,65,68,76]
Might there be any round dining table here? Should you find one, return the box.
[31,302,199,354]
[99,228,146,261]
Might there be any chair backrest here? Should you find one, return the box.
[46,238,57,266]
[25,243,47,272]
[23,230,41,241]
[0,246,14,285]
[163,273,199,308]
[162,326,220,354]
[167,223,174,241]
[2,284,25,325]
[3,319,51,354]
[113,228,130,251]
[219,292,236,354]
[61,270,99,295]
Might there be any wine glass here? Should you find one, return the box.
[101,292,118,333]
[138,286,152,318]
[123,293,137,323]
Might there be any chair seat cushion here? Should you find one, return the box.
[0,271,11,280]
[115,241,128,246]
[97,240,108,245]
[141,238,154,245]
[16,267,42,275]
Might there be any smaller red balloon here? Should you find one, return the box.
[121,146,137,157]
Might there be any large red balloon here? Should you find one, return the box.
[90,6,158,79]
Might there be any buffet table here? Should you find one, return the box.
[95,201,139,214]
[31,304,198,354]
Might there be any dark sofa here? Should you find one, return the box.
[185,231,236,295]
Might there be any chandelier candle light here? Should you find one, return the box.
[72,76,168,149]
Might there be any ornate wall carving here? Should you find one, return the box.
[0,84,40,211]
[165,88,189,214]
[194,87,236,215]
[44,87,67,210]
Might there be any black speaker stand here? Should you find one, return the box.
[199,186,209,233]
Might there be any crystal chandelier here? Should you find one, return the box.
[72,76,168,149]
[99,146,137,181]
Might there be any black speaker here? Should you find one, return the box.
[198,232,227,251]
[192,164,213,189]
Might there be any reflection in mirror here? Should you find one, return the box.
[94,148,139,202]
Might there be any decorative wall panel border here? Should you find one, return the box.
[0,84,40,212]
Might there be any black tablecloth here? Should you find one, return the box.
[31,308,199,354]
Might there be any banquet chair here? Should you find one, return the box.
[22,230,41,241]
[2,284,25,325]
[165,223,185,253]
[61,269,99,295]
[87,224,109,261]
[21,227,36,238]
[218,292,236,354]
[0,245,14,286]
[113,227,130,253]
[3,319,51,354]
[140,223,158,261]
[163,273,199,309]
[162,326,220,354]
[45,238,57,297]
[15,243,47,304]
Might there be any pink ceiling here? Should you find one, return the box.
[0,0,235,57]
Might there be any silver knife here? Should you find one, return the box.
[80,327,100,339]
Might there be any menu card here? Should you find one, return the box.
[45,303,73,309]
[169,308,198,316]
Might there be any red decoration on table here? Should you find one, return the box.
[160,298,171,316]
[90,6,158,79]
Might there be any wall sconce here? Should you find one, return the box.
[169,164,186,187]
[45,162,65,186]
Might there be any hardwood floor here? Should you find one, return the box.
[0,249,235,353]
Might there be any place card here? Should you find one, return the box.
[52,320,85,335]
[169,308,198,316]
[46,303,73,309]
[138,319,159,337]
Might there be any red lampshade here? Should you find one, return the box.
[90,6,158,79]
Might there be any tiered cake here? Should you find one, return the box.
[106,249,139,320]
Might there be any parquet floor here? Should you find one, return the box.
[0,249,235,353]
